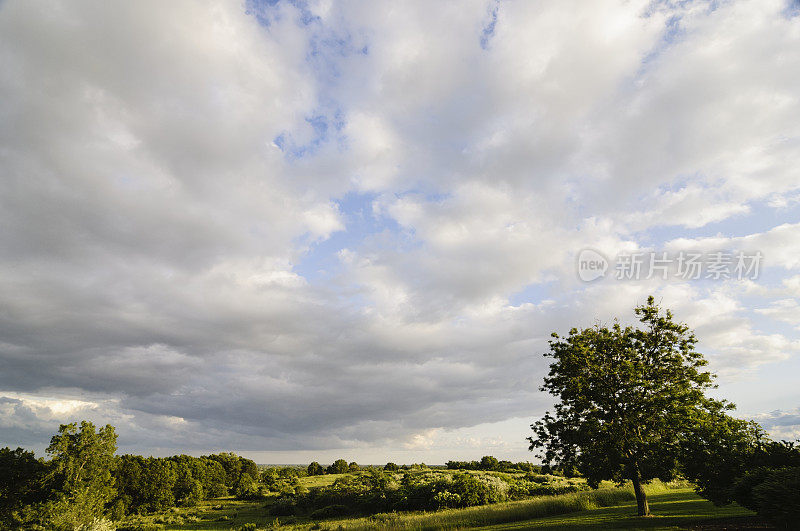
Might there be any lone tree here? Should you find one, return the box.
[529,297,736,516]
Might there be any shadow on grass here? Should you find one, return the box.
[483,490,765,530]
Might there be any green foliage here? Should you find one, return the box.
[121,485,747,531]
[310,503,350,519]
[506,476,586,500]
[114,454,237,513]
[383,462,398,471]
[270,496,298,516]
[0,447,48,528]
[298,485,691,530]
[748,466,800,527]
[327,459,349,475]
[33,421,118,529]
[204,452,258,491]
[714,441,800,527]
[284,469,513,517]
[262,467,301,497]
[307,461,325,476]
[679,407,766,505]
[173,461,203,507]
[446,457,539,473]
[480,456,500,470]
[235,472,270,500]
[447,473,504,507]
[530,297,726,515]
[682,417,800,527]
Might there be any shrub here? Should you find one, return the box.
[235,473,268,500]
[270,496,297,516]
[751,466,800,527]
[310,504,350,519]
[450,473,504,507]
[433,490,461,508]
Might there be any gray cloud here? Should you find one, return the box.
[1,0,799,457]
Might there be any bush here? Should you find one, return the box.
[750,466,800,527]
[269,496,297,516]
[235,473,268,500]
[433,490,461,508]
[450,473,503,507]
[310,504,351,519]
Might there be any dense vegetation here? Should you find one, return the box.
[0,422,261,529]
[269,467,587,519]
[1,420,580,530]
[2,421,798,529]
[444,456,538,473]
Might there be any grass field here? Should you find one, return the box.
[477,489,759,530]
[298,473,349,488]
[118,484,763,530]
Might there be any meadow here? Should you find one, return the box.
[115,471,763,531]
[5,420,792,530]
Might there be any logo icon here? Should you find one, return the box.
[577,248,608,282]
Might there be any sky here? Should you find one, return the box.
[1,0,799,464]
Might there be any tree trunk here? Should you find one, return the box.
[631,472,650,516]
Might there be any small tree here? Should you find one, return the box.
[307,461,325,476]
[479,456,499,470]
[529,297,733,516]
[327,459,349,475]
[383,462,399,471]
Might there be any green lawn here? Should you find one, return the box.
[478,489,760,530]
[118,485,765,530]
[298,472,349,488]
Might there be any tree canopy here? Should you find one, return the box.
[529,296,742,516]
[42,421,118,528]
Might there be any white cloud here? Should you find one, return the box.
[750,408,800,441]
[1,0,799,458]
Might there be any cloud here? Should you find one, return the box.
[0,0,798,458]
[751,408,800,441]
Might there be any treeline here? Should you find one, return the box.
[306,460,446,475]
[0,422,264,529]
[4,420,798,528]
[1,421,548,530]
[306,459,360,475]
[113,452,259,514]
[445,455,539,473]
